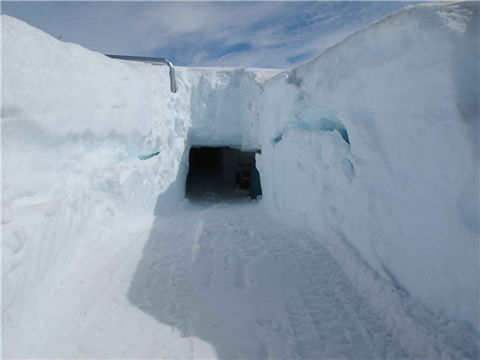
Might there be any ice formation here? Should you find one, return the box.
[2,1,479,358]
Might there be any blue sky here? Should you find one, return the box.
[2,2,415,68]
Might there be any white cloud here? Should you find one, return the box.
[1,2,413,68]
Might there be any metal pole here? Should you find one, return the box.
[105,54,177,93]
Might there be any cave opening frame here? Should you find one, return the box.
[185,146,262,202]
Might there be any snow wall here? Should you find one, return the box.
[257,1,479,336]
[2,0,479,352]
[2,15,190,337]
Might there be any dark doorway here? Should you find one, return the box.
[186,147,262,201]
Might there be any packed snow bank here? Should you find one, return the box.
[180,67,279,150]
[2,14,192,344]
[257,1,479,337]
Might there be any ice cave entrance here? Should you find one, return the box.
[186,147,262,201]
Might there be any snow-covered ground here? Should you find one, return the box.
[2,1,479,358]
[3,200,466,358]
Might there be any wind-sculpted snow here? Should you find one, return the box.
[2,1,479,358]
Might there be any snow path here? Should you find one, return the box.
[128,201,407,359]
[10,201,413,358]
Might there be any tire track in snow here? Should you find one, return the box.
[249,210,407,359]
[11,201,448,359]
[191,218,205,263]
[57,201,449,359]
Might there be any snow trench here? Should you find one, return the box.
[2,1,479,357]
